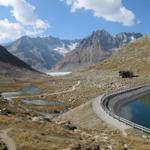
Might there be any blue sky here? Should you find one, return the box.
[0,0,149,43]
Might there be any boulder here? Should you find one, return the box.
[63,121,77,131]
[119,71,134,78]
[123,144,128,150]
[92,145,100,150]
[31,116,43,122]
[0,108,12,115]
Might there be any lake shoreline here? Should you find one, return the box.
[113,87,150,116]
[100,84,150,131]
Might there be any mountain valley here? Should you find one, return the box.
[0,32,150,150]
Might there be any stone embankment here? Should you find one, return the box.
[93,84,150,133]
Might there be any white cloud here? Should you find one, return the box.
[35,19,49,29]
[0,19,47,43]
[0,19,24,43]
[0,0,49,29]
[0,0,49,43]
[63,0,136,26]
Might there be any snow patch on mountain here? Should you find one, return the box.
[54,42,78,55]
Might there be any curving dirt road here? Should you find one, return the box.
[0,130,16,150]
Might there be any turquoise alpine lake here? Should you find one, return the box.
[120,94,150,128]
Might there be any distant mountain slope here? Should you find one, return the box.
[0,45,35,71]
[0,45,39,79]
[53,30,142,71]
[7,36,79,71]
[116,32,143,46]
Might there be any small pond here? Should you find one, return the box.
[2,86,42,97]
[22,99,64,106]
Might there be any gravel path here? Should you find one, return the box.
[46,80,81,96]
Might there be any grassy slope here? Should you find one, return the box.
[92,35,150,76]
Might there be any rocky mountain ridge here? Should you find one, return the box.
[6,30,142,72]
[7,36,79,71]
[53,30,142,71]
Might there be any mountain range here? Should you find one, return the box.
[53,30,142,71]
[6,36,79,71]
[6,30,142,72]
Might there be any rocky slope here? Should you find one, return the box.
[116,32,142,46]
[7,36,79,71]
[53,30,142,71]
[0,45,39,79]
